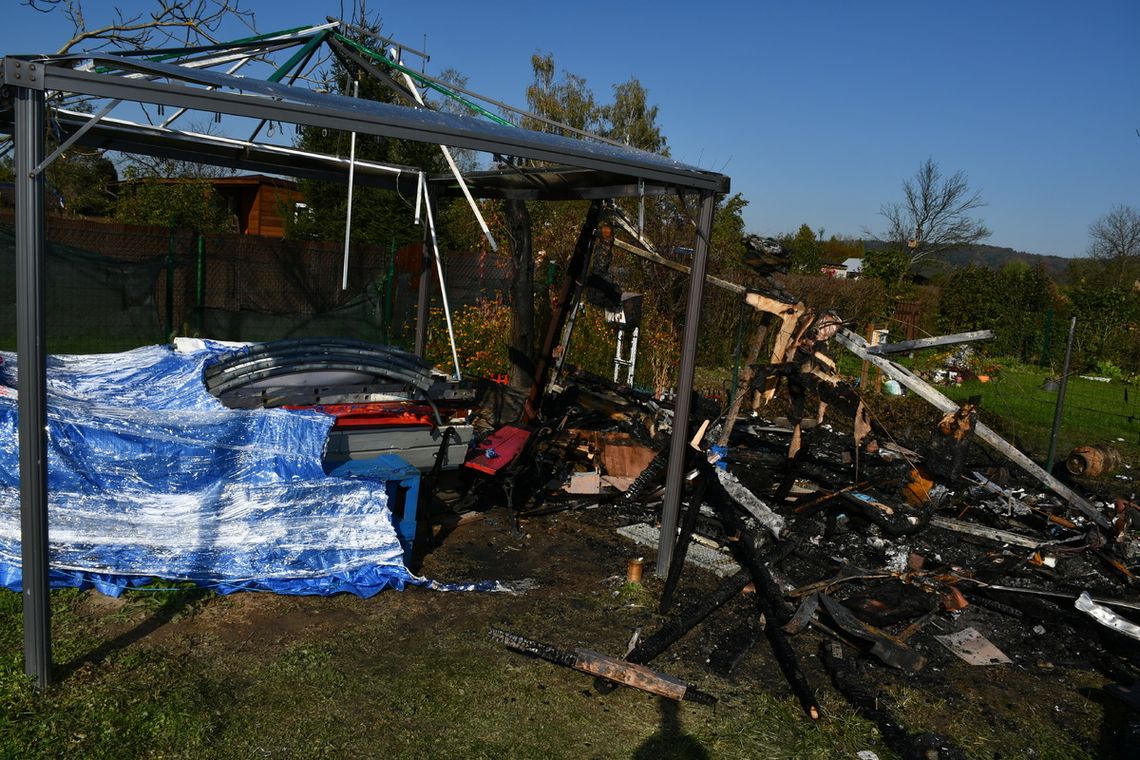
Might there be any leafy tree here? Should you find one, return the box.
[114,166,235,233]
[874,158,990,273]
[522,52,602,138]
[1066,283,1133,369]
[2,137,117,216]
[601,78,667,154]
[46,149,118,217]
[785,223,821,274]
[939,262,1056,361]
[862,249,910,286]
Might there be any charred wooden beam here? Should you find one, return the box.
[716,316,773,448]
[731,538,821,719]
[522,200,603,424]
[695,459,820,719]
[489,628,716,705]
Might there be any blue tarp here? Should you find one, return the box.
[0,343,422,597]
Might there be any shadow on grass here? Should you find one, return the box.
[55,584,210,680]
[633,697,709,760]
[1082,683,1140,760]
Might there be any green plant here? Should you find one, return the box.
[425,295,513,378]
[1093,360,1127,381]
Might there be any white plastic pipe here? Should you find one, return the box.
[422,182,462,380]
[341,79,360,290]
[396,66,498,252]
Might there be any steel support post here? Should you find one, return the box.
[15,85,52,688]
[657,192,715,577]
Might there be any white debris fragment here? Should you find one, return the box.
[885,545,910,573]
[1076,591,1140,641]
[716,469,786,540]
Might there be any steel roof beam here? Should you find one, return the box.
[9,55,728,193]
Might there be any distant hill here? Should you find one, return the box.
[862,240,1074,283]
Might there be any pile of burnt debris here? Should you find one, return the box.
[469,316,1138,759]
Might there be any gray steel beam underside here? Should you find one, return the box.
[657,192,716,578]
[14,85,51,688]
[2,53,729,195]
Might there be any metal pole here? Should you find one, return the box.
[422,184,462,380]
[341,78,359,290]
[1046,316,1077,473]
[15,83,52,688]
[657,192,715,578]
[413,203,432,358]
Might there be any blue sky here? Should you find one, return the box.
[4,0,1138,257]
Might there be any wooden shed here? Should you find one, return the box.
[210,175,301,238]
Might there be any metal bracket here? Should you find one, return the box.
[2,58,46,90]
[33,98,120,175]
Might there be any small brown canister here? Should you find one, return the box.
[1065,445,1121,477]
[626,557,644,585]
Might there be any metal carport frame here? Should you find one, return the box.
[1,42,729,687]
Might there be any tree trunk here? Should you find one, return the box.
[505,198,535,391]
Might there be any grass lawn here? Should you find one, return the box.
[941,361,1140,468]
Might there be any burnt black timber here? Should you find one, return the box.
[490,628,715,704]
[595,570,750,695]
[696,460,821,719]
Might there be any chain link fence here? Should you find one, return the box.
[0,212,512,354]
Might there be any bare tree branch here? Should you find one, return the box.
[1087,204,1140,285]
[871,158,990,270]
[24,0,256,55]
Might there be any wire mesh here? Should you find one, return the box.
[0,212,512,354]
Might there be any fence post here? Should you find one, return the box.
[195,233,205,335]
[1046,316,1077,472]
[165,226,175,342]
[1039,308,1053,368]
[384,238,395,343]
